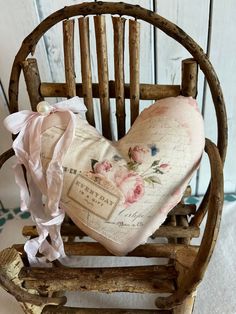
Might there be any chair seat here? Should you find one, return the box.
[17,201,199,296]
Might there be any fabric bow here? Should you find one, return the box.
[4,97,87,265]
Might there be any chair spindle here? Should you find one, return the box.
[177,215,190,245]
[21,58,44,111]
[112,16,126,139]
[78,17,95,126]
[94,15,111,139]
[167,215,177,245]
[63,19,76,98]
[181,58,198,98]
[129,19,140,125]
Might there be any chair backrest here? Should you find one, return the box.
[8,2,227,162]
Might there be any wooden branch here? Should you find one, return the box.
[181,58,198,98]
[190,187,210,227]
[21,58,44,111]
[22,224,200,239]
[20,265,177,281]
[0,148,15,169]
[129,19,140,125]
[40,81,180,100]
[112,16,126,139]
[172,248,197,314]
[20,265,176,293]
[13,242,198,259]
[0,248,66,309]
[63,19,76,98]
[169,203,196,216]
[22,224,85,238]
[177,216,190,245]
[155,139,224,309]
[183,185,191,198]
[42,306,172,314]
[9,2,227,162]
[166,215,177,245]
[172,296,196,314]
[152,225,199,238]
[94,15,111,139]
[78,17,95,126]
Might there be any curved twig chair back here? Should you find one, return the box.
[0,2,226,314]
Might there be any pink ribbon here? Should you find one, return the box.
[4,97,87,265]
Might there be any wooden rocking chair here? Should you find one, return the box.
[0,2,227,313]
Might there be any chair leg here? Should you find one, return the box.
[173,293,196,314]
[172,247,197,314]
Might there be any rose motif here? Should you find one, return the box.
[159,163,169,169]
[94,160,112,174]
[129,146,149,164]
[90,149,168,209]
[115,169,145,207]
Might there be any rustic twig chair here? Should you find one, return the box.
[0,2,227,313]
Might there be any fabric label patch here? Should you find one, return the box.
[68,173,120,220]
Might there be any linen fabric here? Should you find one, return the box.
[4,96,205,261]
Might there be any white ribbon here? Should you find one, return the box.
[4,97,87,265]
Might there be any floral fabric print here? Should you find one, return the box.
[90,145,169,208]
[128,146,149,163]
[114,169,144,207]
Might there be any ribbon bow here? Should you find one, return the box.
[4,97,87,265]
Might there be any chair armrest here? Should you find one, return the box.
[155,138,224,309]
[0,248,66,307]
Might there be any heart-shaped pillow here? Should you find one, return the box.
[40,96,204,256]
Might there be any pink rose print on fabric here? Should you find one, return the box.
[114,169,144,206]
[94,160,112,174]
[128,146,149,163]
[90,145,169,208]
[127,145,170,188]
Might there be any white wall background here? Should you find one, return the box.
[0,0,235,209]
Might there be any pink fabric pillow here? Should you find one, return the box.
[4,96,205,262]
[41,96,204,255]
